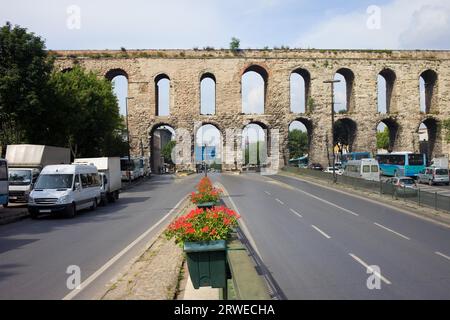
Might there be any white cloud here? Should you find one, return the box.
[295,0,450,49]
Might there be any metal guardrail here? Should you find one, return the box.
[283,166,450,214]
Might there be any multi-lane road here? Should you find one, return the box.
[0,172,449,299]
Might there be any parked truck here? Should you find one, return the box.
[431,156,449,169]
[73,157,121,205]
[5,145,70,203]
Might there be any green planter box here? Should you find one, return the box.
[184,240,227,289]
[196,202,219,210]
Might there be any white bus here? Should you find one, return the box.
[344,159,380,181]
[0,159,8,208]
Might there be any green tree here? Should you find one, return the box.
[288,129,308,159]
[376,127,390,150]
[46,66,124,158]
[0,22,53,150]
[442,119,450,142]
[162,140,176,164]
[229,37,240,51]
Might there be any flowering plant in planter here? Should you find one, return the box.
[165,206,240,246]
[190,177,222,204]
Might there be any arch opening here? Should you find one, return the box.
[200,73,216,115]
[288,119,312,166]
[333,118,357,159]
[150,124,175,174]
[376,119,399,153]
[155,74,170,116]
[242,65,268,114]
[420,70,438,114]
[419,118,439,163]
[378,69,396,114]
[334,68,354,113]
[290,68,311,113]
[242,123,268,168]
[195,124,222,171]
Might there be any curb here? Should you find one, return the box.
[0,210,29,225]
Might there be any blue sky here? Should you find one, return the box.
[2,0,448,143]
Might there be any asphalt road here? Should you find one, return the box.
[0,174,199,300]
[213,173,450,299]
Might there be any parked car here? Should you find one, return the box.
[28,164,101,219]
[417,167,449,186]
[385,176,418,196]
[308,163,323,171]
[323,167,344,175]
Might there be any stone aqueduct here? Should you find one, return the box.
[55,49,450,171]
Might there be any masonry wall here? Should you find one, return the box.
[54,49,450,171]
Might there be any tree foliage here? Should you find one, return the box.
[162,140,176,164]
[0,23,127,158]
[442,119,450,142]
[376,127,390,150]
[0,22,53,149]
[229,37,240,51]
[288,129,308,159]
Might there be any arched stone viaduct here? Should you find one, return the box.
[55,49,450,171]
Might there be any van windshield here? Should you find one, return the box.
[9,170,31,185]
[35,174,73,189]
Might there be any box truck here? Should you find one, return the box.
[73,157,121,205]
[6,145,70,203]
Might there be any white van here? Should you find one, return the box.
[344,158,380,181]
[28,164,101,218]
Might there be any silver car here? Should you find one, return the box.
[418,167,449,186]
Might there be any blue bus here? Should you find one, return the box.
[0,159,8,207]
[340,152,371,165]
[376,152,426,177]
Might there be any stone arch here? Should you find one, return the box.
[376,118,399,153]
[241,64,269,114]
[378,68,396,114]
[105,68,129,81]
[241,121,270,167]
[334,118,357,155]
[418,117,440,162]
[149,123,176,174]
[199,72,216,115]
[290,68,311,113]
[419,69,438,114]
[154,73,171,116]
[334,68,355,113]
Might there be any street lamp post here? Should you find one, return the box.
[323,79,341,183]
[125,96,135,184]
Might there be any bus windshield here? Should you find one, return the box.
[35,174,73,189]
[9,170,32,186]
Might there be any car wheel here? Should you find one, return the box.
[2,203,8,208]
[64,203,76,218]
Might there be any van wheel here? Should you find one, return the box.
[65,203,76,218]
[115,191,119,200]
[2,203,8,208]
[90,198,97,211]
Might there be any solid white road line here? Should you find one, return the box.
[349,253,392,285]
[275,198,284,205]
[289,208,303,218]
[311,225,331,239]
[435,251,450,261]
[264,191,271,196]
[373,222,411,240]
[62,195,188,300]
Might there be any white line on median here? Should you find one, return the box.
[289,208,303,218]
[275,198,284,205]
[62,195,188,300]
[435,251,450,261]
[264,191,271,196]
[373,222,410,240]
[349,253,392,285]
[311,225,331,239]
